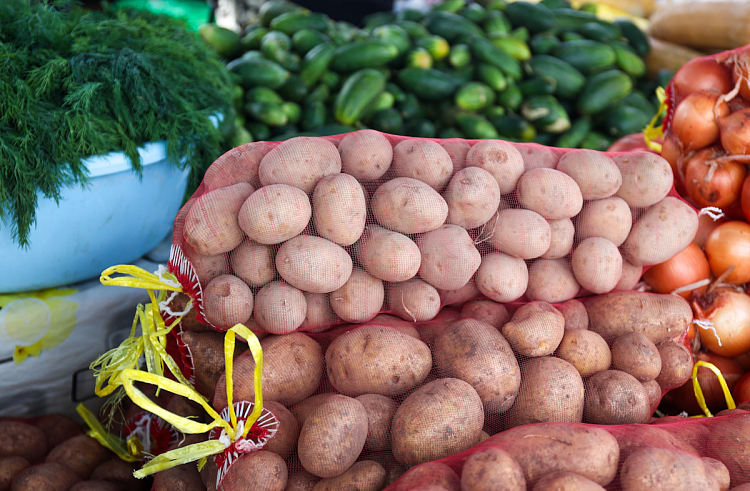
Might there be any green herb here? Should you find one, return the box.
[0,0,235,247]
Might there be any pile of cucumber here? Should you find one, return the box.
[207,0,672,149]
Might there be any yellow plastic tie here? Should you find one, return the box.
[119,324,264,479]
[692,360,737,418]
[643,86,667,153]
[76,403,141,462]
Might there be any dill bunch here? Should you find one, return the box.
[0,0,235,247]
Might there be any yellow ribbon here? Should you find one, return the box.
[91,265,194,399]
[643,86,667,153]
[119,324,264,479]
[692,360,736,418]
[76,403,141,462]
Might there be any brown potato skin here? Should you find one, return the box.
[69,481,121,491]
[392,462,460,491]
[31,414,82,451]
[557,299,589,330]
[202,141,271,191]
[284,468,320,491]
[702,457,731,491]
[184,182,254,255]
[391,378,484,467]
[555,329,611,377]
[338,129,392,181]
[218,451,288,491]
[459,299,510,328]
[620,447,719,491]
[0,423,47,464]
[584,291,693,345]
[264,401,300,460]
[45,435,112,480]
[502,301,565,357]
[311,460,386,491]
[11,462,81,491]
[655,340,694,390]
[355,394,398,453]
[706,412,750,486]
[0,457,29,491]
[297,395,368,479]
[258,137,342,194]
[461,447,526,491]
[531,471,606,491]
[611,332,662,381]
[583,370,652,425]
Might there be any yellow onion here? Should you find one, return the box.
[704,220,750,284]
[692,287,750,357]
[643,242,710,299]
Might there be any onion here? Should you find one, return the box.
[661,132,689,197]
[692,287,750,357]
[693,211,727,249]
[642,242,710,299]
[743,174,750,222]
[671,89,729,150]
[684,147,747,209]
[718,107,750,155]
[734,371,750,405]
[731,45,750,101]
[673,57,734,102]
[607,132,653,152]
[704,220,750,284]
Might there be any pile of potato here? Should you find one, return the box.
[177,130,699,334]
[172,289,696,490]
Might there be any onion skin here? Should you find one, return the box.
[673,57,734,103]
[692,287,750,357]
[671,89,729,151]
[643,242,710,299]
[661,132,689,197]
[684,148,747,209]
[704,221,750,284]
[607,132,656,153]
[743,174,750,222]
[733,45,750,101]
[693,212,727,250]
[733,371,750,405]
[719,107,750,155]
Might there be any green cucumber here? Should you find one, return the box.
[614,19,650,57]
[371,24,412,56]
[291,29,330,55]
[521,95,571,133]
[518,76,557,96]
[460,2,488,23]
[406,47,433,69]
[245,101,288,127]
[277,74,308,102]
[330,40,400,72]
[423,11,484,43]
[477,63,508,92]
[258,0,302,27]
[397,8,425,22]
[529,32,561,55]
[386,82,406,103]
[432,0,466,13]
[580,130,613,151]
[496,83,523,111]
[554,117,591,148]
[525,55,586,100]
[361,91,396,122]
[240,27,270,52]
[398,92,424,120]
[455,82,496,111]
[320,71,340,90]
[449,43,472,68]
[260,30,292,53]
[483,10,512,36]
[270,11,329,35]
[491,34,531,61]
[577,69,633,115]
[369,107,404,135]
[405,118,437,138]
[306,83,330,103]
[280,101,301,124]
[467,35,522,81]
[621,90,656,115]
[455,111,500,139]
[395,20,430,39]
[245,86,283,105]
[227,57,290,89]
[609,40,647,79]
[302,101,326,131]
[397,67,460,101]
[577,22,620,42]
[299,42,336,87]
[490,113,536,141]
[504,1,557,34]
[439,127,465,139]
[551,7,599,32]
[334,68,387,125]
[416,35,451,61]
[246,121,271,141]
[598,104,652,137]
[551,39,617,75]
[362,11,397,29]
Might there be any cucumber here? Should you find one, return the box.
[455,111,500,139]
[449,43,472,68]
[362,11,397,29]
[483,11,512,36]
[270,11,329,35]
[477,63,508,92]
[444,64,475,86]
[320,71,340,90]
[580,130,613,151]
[432,0,466,13]
[334,68,387,125]
[598,104,652,137]
[483,105,506,120]
[614,19,650,57]
[490,113,536,141]
[229,125,254,147]
[405,47,433,69]
[609,40,647,79]
[561,31,585,42]
[467,35,522,81]
[291,29,330,55]
[577,69,633,115]
[396,8,425,22]
[438,127,465,138]
[227,57,290,89]
[455,82,496,111]
[258,0,301,27]
[330,40,400,72]
[423,11,484,43]
[302,100,326,131]
[551,39,617,75]
[460,2,488,23]
[622,90,656,115]
[496,83,523,111]
[306,83,330,103]
[277,74,308,102]
[405,118,437,138]
[240,27,270,52]
[199,24,242,59]
[246,121,271,141]
[521,95,571,133]
[529,32,560,55]
[525,55,586,100]
[299,42,336,87]
[245,101,288,127]
[554,117,591,148]
[280,101,301,124]
[369,107,404,135]
[518,76,557,96]
[504,1,557,34]
[511,27,530,43]
[416,35,451,61]
[490,34,531,61]
[386,82,406,103]
[577,22,619,42]
[260,30,292,53]
[398,92,424,120]
[361,91,396,122]
[397,67,460,101]
[551,7,599,32]
[540,0,571,8]
[245,86,284,105]
[395,20,430,40]
[371,24,412,56]
[533,132,556,146]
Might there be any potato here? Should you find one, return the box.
[0,457,29,491]
[219,451,287,491]
[612,151,673,208]
[611,332,662,381]
[297,395,368,478]
[707,412,750,487]
[203,274,253,329]
[525,258,581,304]
[615,261,644,291]
[355,394,397,452]
[620,447,719,491]
[329,267,384,324]
[461,447,526,491]
[184,182,255,255]
[502,301,565,357]
[655,340,694,390]
[312,173,367,246]
[354,224,421,283]
[486,208,551,260]
[89,458,145,491]
[258,136,342,193]
[213,332,323,410]
[489,422,619,486]
[574,197,632,246]
[439,281,481,307]
[542,218,575,259]
[181,330,237,398]
[311,460,386,491]
[298,292,338,332]
[417,224,481,291]
[516,143,562,171]
[459,299,510,328]
[703,457,731,491]
[238,184,311,245]
[433,318,521,415]
[475,252,528,303]
[443,167,502,229]
[263,401,299,459]
[69,481,120,491]
[326,324,432,397]
[391,378,484,466]
[10,462,81,491]
[392,139,453,191]
[584,291,693,344]
[465,140,525,194]
[180,242,230,289]
[371,177,448,234]
[230,240,275,288]
[556,150,622,200]
[338,129,392,181]
[388,278,441,322]
[516,168,583,220]
[253,281,307,334]
[276,235,353,293]
[0,422,47,463]
[152,461,206,491]
[505,357,584,427]
[284,468,320,491]
[611,424,700,465]
[622,196,699,266]
[290,393,337,427]
[202,141,271,191]
[440,139,471,173]
[31,414,82,451]
[583,370,652,424]
[642,379,663,412]
[367,313,421,339]
[557,299,588,330]
[392,462,460,491]
[555,329,611,377]
[571,237,623,294]
[532,471,606,490]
